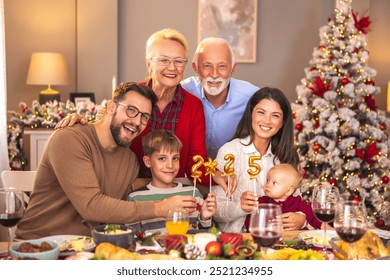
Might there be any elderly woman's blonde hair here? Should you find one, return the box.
[145,28,189,59]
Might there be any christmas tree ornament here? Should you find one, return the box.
[340,122,352,136]
[382,176,389,184]
[341,77,349,85]
[295,123,303,131]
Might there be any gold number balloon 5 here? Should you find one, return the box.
[247,155,262,179]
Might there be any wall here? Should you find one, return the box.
[4,0,390,112]
[4,0,76,110]
[77,0,117,98]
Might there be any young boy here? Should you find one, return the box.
[127,129,217,233]
[244,163,322,231]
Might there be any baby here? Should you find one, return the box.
[244,163,322,231]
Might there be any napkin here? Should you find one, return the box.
[135,238,164,252]
[370,228,390,239]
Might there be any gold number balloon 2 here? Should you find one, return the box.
[191,155,204,183]
[223,154,235,176]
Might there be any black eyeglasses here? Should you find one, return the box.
[150,56,187,67]
[116,102,151,125]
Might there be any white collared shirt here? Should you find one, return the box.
[213,136,279,233]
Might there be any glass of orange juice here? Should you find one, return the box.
[166,209,189,235]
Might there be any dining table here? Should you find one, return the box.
[0,230,302,259]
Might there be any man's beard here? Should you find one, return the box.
[110,112,140,148]
[201,77,230,96]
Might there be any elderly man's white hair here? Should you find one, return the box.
[192,37,235,66]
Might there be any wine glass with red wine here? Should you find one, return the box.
[334,199,367,259]
[311,185,339,252]
[0,188,25,257]
[249,203,282,256]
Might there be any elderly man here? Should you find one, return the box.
[16,82,197,239]
[181,37,259,159]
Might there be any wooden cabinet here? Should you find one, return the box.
[24,129,53,170]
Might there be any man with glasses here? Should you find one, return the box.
[16,82,198,239]
[181,37,259,159]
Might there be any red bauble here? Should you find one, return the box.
[329,55,334,60]
[295,123,303,131]
[379,123,386,130]
[341,77,349,85]
[329,179,337,185]
[352,197,360,203]
[382,176,389,184]
[318,45,325,51]
[313,144,320,152]
[375,219,385,228]
[314,120,320,128]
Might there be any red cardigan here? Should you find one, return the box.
[130,84,209,183]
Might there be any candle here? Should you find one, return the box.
[112,76,116,93]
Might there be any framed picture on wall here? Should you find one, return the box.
[69,92,95,106]
[197,0,257,63]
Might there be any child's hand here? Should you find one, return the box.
[200,192,217,220]
[240,191,258,213]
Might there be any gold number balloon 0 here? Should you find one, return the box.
[204,158,218,177]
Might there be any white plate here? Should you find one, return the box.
[298,230,338,248]
[39,235,95,257]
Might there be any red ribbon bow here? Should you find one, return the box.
[364,95,377,111]
[355,142,378,164]
[352,10,371,34]
[307,76,332,98]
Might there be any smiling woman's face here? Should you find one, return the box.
[146,39,187,91]
[251,98,284,142]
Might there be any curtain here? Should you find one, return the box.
[0,0,10,187]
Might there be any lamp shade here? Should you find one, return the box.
[26,52,69,89]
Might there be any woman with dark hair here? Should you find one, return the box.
[213,87,306,233]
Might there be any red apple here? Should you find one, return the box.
[205,241,222,256]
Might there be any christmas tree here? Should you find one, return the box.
[292,0,390,227]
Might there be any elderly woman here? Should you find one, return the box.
[132,28,208,180]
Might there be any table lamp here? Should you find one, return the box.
[26,52,69,104]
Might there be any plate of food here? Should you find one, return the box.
[298,230,338,248]
[39,235,95,256]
